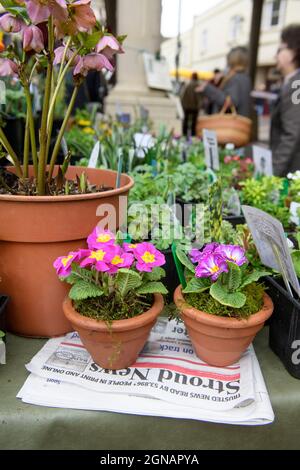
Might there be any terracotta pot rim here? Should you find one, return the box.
[0,166,134,202]
[63,293,164,332]
[174,285,273,329]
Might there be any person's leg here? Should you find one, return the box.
[183,111,189,136]
[191,111,198,136]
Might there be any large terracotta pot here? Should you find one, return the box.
[63,294,164,370]
[0,166,134,337]
[174,285,273,367]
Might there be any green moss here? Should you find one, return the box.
[73,293,153,323]
[184,283,265,319]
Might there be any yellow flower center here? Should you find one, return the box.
[129,244,137,249]
[61,255,73,267]
[210,265,220,273]
[111,255,124,265]
[97,234,112,243]
[78,119,91,126]
[90,250,106,261]
[141,251,155,264]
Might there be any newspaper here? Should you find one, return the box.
[18,319,274,425]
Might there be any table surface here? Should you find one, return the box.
[0,327,300,450]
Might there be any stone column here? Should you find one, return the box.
[105,0,181,133]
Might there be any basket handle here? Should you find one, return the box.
[220,96,237,115]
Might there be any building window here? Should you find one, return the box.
[229,15,243,42]
[264,0,285,28]
[200,29,208,54]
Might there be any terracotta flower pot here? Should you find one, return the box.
[174,285,274,367]
[63,294,164,370]
[0,166,134,337]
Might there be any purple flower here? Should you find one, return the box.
[95,35,124,62]
[53,249,89,277]
[25,0,67,24]
[123,243,138,252]
[106,245,134,274]
[189,243,218,264]
[0,13,25,33]
[0,59,18,77]
[80,246,115,272]
[195,253,228,281]
[215,244,247,266]
[53,46,79,66]
[134,242,166,272]
[22,25,45,53]
[73,53,114,76]
[86,228,115,250]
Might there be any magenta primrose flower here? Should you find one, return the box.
[106,245,134,274]
[189,243,218,263]
[53,249,89,277]
[215,244,247,266]
[87,228,115,250]
[0,13,25,33]
[134,242,166,273]
[123,243,138,253]
[195,253,228,281]
[80,246,116,272]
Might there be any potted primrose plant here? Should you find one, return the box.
[174,243,273,367]
[54,228,168,370]
[0,1,133,337]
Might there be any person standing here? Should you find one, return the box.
[196,47,252,118]
[271,24,300,176]
[180,72,201,136]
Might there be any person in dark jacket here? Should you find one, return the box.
[180,72,202,136]
[271,24,300,176]
[196,46,252,118]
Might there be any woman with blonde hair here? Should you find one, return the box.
[197,46,252,117]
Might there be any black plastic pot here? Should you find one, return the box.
[162,248,180,303]
[223,215,245,227]
[3,117,25,159]
[0,295,9,343]
[265,276,300,379]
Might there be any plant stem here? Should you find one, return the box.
[48,85,79,181]
[0,127,23,178]
[23,84,38,177]
[37,16,54,195]
[23,111,30,178]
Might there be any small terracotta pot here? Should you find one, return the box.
[174,285,274,367]
[63,294,164,370]
[0,166,134,337]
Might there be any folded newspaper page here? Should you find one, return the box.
[19,319,274,425]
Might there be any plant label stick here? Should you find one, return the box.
[242,205,300,298]
[203,129,220,171]
[116,150,123,189]
[252,145,273,177]
[88,141,100,169]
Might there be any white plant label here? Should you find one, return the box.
[252,145,273,176]
[88,141,100,168]
[242,205,300,296]
[203,129,220,171]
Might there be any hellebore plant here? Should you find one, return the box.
[176,243,270,310]
[0,0,125,195]
[54,228,168,321]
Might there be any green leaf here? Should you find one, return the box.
[182,277,210,294]
[69,281,103,300]
[136,282,168,295]
[117,34,127,45]
[291,251,300,277]
[210,281,246,308]
[116,268,142,296]
[176,247,195,274]
[84,31,103,49]
[240,270,271,289]
[0,330,5,339]
[226,261,242,292]
[144,267,166,282]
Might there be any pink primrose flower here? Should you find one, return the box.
[134,242,166,272]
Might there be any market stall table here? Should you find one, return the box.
[0,327,299,450]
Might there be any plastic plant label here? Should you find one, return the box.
[203,129,220,171]
[88,141,100,168]
[252,145,273,177]
[242,205,300,297]
[0,339,5,365]
[290,202,300,226]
